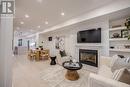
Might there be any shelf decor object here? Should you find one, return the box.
[113,33,120,38]
[125,16,130,40]
[121,29,129,38]
[125,16,130,29]
[109,17,130,56]
[128,35,130,40]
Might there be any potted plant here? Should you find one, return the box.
[125,16,130,29]
[128,35,130,40]
[125,16,130,40]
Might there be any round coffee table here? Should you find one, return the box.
[62,61,82,81]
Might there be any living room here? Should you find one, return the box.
[14,7,130,87]
[0,0,130,87]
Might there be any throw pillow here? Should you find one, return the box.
[112,68,124,80]
[60,50,67,57]
[125,57,130,63]
[112,68,130,85]
[111,57,130,72]
[118,55,125,58]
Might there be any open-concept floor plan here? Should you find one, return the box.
[0,0,130,87]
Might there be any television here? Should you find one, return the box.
[77,28,101,43]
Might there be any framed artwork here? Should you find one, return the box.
[55,37,60,49]
[55,36,65,50]
[48,37,52,41]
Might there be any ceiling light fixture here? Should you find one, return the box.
[37,26,41,28]
[37,0,42,3]
[20,21,24,24]
[61,12,65,16]
[45,21,48,24]
[25,14,29,18]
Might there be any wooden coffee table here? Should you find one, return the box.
[62,61,82,81]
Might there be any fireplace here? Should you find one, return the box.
[79,49,98,67]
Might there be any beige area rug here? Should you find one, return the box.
[13,55,90,87]
[40,65,89,87]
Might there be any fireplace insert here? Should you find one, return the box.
[79,49,98,67]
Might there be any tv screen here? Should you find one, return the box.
[77,28,101,43]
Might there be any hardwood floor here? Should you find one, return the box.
[12,55,51,87]
[12,55,89,87]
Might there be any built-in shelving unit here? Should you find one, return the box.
[109,18,130,56]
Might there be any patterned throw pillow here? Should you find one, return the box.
[125,57,130,63]
[111,57,130,72]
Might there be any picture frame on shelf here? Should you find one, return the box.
[121,30,129,38]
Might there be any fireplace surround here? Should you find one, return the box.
[79,49,98,67]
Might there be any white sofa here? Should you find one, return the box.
[88,56,130,87]
[56,52,71,65]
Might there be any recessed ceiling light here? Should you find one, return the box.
[20,21,24,24]
[45,21,48,24]
[61,12,65,16]
[25,14,29,18]
[37,0,42,3]
[37,26,41,28]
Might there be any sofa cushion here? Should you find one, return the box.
[112,68,130,85]
[112,68,123,80]
[98,65,113,78]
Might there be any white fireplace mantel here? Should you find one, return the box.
[75,43,103,47]
[75,43,102,73]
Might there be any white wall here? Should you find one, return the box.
[39,20,110,58]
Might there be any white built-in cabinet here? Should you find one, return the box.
[109,18,130,57]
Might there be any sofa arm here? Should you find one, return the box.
[88,73,130,87]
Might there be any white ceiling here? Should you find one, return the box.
[14,0,115,35]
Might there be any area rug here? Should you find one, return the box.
[40,65,89,87]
